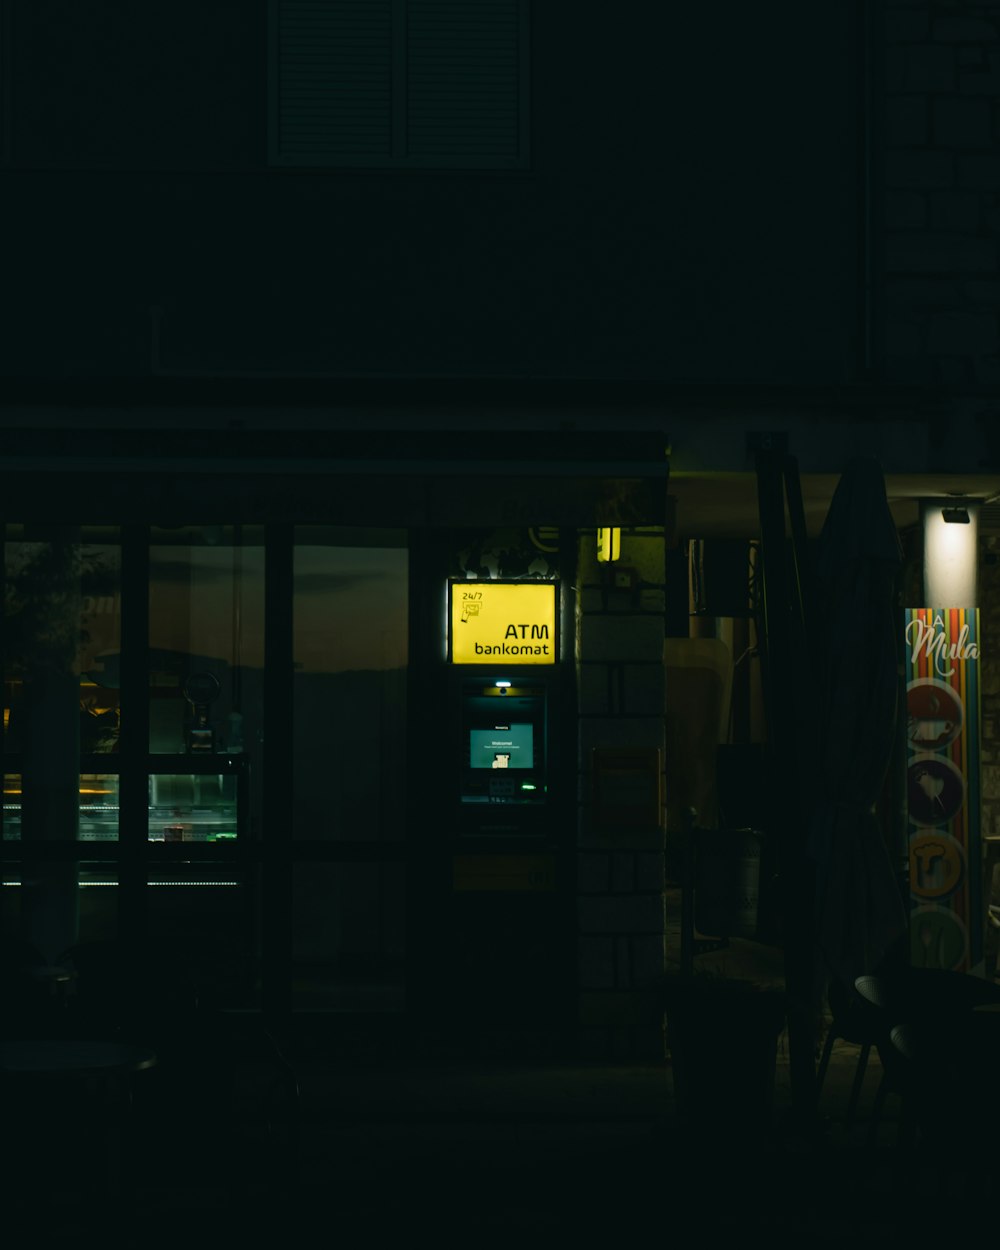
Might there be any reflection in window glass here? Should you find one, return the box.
[77,864,119,945]
[2,528,123,963]
[148,527,264,757]
[2,774,120,842]
[292,861,405,1012]
[292,530,407,841]
[4,527,122,755]
[0,864,118,952]
[2,773,17,841]
[147,863,258,1009]
[0,866,22,933]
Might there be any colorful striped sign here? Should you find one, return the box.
[904,608,981,972]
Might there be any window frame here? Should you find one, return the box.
[0,519,411,1026]
[267,0,531,171]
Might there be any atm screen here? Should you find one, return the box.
[469,723,534,769]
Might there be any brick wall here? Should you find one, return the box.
[575,529,668,1060]
[883,0,1000,387]
[980,533,1000,837]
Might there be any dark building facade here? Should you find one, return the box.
[1,1,999,1060]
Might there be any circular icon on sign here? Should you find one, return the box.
[910,905,967,971]
[908,753,965,827]
[907,677,963,751]
[909,832,965,900]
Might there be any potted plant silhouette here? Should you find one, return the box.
[4,533,118,961]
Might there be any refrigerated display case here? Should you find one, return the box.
[148,765,243,843]
[2,755,249,842]
[2,772,120,842]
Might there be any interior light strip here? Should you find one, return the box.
[1,880,240,888]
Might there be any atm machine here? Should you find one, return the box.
[434,578,574,1048]
[457,679,548,835]
[448,577,562,835]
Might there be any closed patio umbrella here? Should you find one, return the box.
[807,457,909,990]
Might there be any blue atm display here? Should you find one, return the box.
[469,723,534,770]
[460,684,546,809]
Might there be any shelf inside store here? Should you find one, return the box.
[3,806,238,842]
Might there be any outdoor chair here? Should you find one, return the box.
[815,975,882,1128]
[851,974,908,1145]
[855,968,1000,1149]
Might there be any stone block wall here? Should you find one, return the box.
[575,528,668,1060]
[980,533,1000,836]
[882,0,1000,388]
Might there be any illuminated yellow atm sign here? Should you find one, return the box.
[450,581,557,665]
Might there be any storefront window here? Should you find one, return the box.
[4,524,121,758]
[147,769,242,843]
[2,528,122,959]
[0,862,118,955]
[3,773,120,842]
[1,518,409,1016]
[148,526,265,757]
[147,863,258,1009]
[291,861,405,1012]
[76,864,119,945]
[292,528,408,841]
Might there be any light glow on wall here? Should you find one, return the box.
[923,502,979,608]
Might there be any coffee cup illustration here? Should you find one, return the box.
[907,678,963,751]
[909,718,956,748]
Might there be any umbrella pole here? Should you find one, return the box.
[754,445,819,1135]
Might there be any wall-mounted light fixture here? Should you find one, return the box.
[596,527,621,563]
[942,506,971,525]
[922,499,979,607]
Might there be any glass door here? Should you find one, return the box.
[289,526,408,1013]
[1,520,409,1024]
